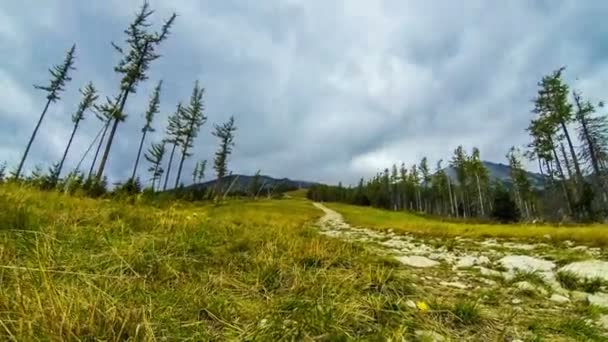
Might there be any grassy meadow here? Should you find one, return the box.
[2,184,608,341]
[0,184,431,341]
[326,202,608,246]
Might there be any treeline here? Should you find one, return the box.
[309,68,608,223]
[0,2,247,201]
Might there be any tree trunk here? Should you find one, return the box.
[95,42,149,181]
[174,149,187,189]
[447,176,455,216]
[560,142,574,182]
[552,146,573,215]
[131,130,147,180]
[16,98,52,178]
[151,163,159,191]
[163,142,177,191]
[89,119,111,179]
[560,121,583,183]
[475,172,485,217]
[56,120,80,181]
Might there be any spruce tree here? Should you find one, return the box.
[162,103,184,191]
[212,116,237,198]
[174,81,207,188]
[16,44,76,179]
[197,160,207,184]
[95,2,176,181]
[132,80,162,180]
[144,142,165,191]
[54,82,98,183]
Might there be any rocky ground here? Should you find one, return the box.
[313,203,608,341]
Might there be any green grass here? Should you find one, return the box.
[2,185,607,340]
[557,271,605,293]
[325,202,608,245]
[0,184,440,340]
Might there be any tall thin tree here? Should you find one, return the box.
[144,141,165,191]
[212,116,237,197]
[16,44,76,178]
[55,82,98,182]
[162,103,184,190]
[174,81,207,188]
[95,2,176,181]
[131,80,162,180]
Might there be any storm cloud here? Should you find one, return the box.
[2,1,608,185]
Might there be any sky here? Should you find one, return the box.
[1,1,608,186]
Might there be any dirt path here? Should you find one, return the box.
[313,202,608,340]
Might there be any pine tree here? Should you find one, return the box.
[16,44,76,179]
[95,2,176,181]
[144,142,165,191]
[574,91,608,203]
[0,162,6,182]
[192,161,200,184]
[88,96,118,179]
[132,80,162,180]
[507,146,533,218]
[468,147,489,217]
[163,103,184,191]
[249,170,261,198]
[451,146,469,217]
[54,82,98,182]
[174,81,207,188]
[419,157,431,213]
[197,160,207,184]
[212,116,237,198]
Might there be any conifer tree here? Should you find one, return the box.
[53,82,98,183]
[174,81,207,188]
[95,2,176,181]
[249,170,261,198]
[419,157,431,212]
[192,161,200,184]
[144,141,165,191]
[212,116,237,197]
[197,160,207,184]
[16,44,76,178]
[132,80,162,180]
[163,103,184,191]
[451,146,469,217]
[88,96,118,179]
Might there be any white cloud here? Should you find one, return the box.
[2,1,608,185]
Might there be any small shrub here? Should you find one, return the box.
[452,301,481,324]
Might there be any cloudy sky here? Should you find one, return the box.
[1,1,608,186]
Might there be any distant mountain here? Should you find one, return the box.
[443,161,547,189]
[185,174,318,194]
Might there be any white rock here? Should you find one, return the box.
[543,234,551,240]
[481,278,497,286]
[415,330,445,342]
[440,281,468,290]
[560,260,608,282]
[512,339,524,342]
[564,240,575,247]
[588,293,608,308]
[477,266,503,278]
[455,255,490,269]
[572,246,588,251]
[512,298,523,305]
[405,300,417,309]
[571,291,589,302]
[514,281,548,295]
[396,255,440,268]
[549,294,570,304]
[499,255,556,273]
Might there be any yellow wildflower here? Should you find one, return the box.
[416,301,429,312]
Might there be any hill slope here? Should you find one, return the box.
[186,174,318,194]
